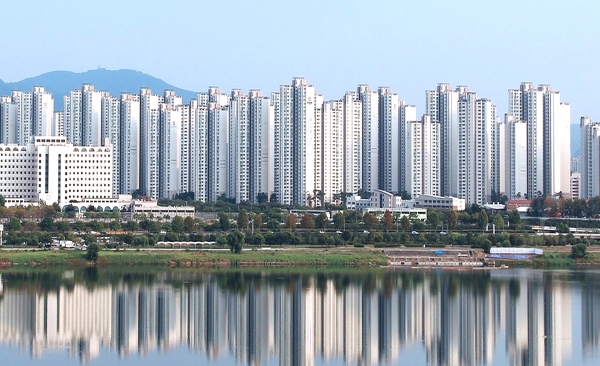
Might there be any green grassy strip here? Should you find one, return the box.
[0,248,388,268]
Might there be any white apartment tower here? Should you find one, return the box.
[208,100,229,201]
[139,88,163,198]
[159,103,182,199]
[426,84,462,197]
[542,88,571,196]
[81,84,103,146]
[229,90,251,203]
[378,87,399,193]
[509,82,570,198]
[505,115,528,199]
[0,96,17,144]
[53,111,64,137]
[190,101,209,202]
[119,93,140,195]
[342,92,362,196]
[64,89,82,145]
[321,99,344,203]
[10,91,33,145]
[580,117,600,199]
[405,114,440,198]
[32,86,54,137]
[357,85,379,193]
[399,103,417,194]
[248,90,272,203]
[273,78,317,205]
[101,94,120,195]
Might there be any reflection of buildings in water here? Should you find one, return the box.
[0,271,587,366]
[582,281,600,357]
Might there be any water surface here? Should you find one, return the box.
[0,268,598,366]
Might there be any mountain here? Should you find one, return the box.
[0,69,198,110]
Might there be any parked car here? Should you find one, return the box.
[411,231,419,235]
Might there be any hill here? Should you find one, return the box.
[0,69,198,110]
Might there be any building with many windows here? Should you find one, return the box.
[0,136,112,207]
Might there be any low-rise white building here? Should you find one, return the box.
[0,136,113,208]
[346,189,404,210]
[131,198,195,219]
[414,194,466,211]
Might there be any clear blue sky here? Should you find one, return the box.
[1,0,598,121]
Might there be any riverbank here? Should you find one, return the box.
[0,247,389,268]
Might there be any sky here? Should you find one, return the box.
[1,0,599,121]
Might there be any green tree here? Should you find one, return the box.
[447,210,458,230]
[131,236,149,247]
[492,214,504,230]
[477,210,489,229]
[301,213,314,229]
[171,216,185,233]
[5,217,21,231]
[364,212,378,230]
[86,243,100,262]
[332,212,344,229]
[237,209,249,229]
[56,221,70,233]
[219,212,231,231]
[286,214,297,231]
[0,194,5,207]
[253,214,263,231]
[83,234,97,245]
[508,209,521,231]
[571,243,587,258]
[315,213,328,229]
[382,210,394,231]
[400,216,411,232]
[39,217,55,232]
[427,211,440,230]
[183,216,196,232]
[109,220,122,231]
[227,230,245,254]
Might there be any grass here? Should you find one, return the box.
[0,247,388,268]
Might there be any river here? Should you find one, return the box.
[0,267,598,366]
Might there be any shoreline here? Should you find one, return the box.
[2,247,600,269]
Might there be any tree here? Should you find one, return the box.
[477,210,489,229]
[0,194,5,207]
[571,243,587,258]
[270,193,278,203]
[427,211,440,230]
[447,211,458,230]
[56,221,70,233]
[315,213,328,229]
[364,212,378,230]
[237,209,249,229]
[332,212,344,229]
[253,214,263,230]
[109,220,122,231]
[86,243,100,262]
[286,214,297,231]
[257,192,268,204]
[508,209,521,231]
[492,214,504,230]
[382,210,394,231]
[400,216,411,232]
[5,217,21,231]
[171,216,184,233]
[219,212,231,231]
[227,230,245,254]
[83,234,97,246]
[132,236,149,247]
[301,213,314,229]
[183,216,196,233]
[39,217,55,232]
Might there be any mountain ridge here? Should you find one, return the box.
[0,69,198,110]
[0,68,583,157]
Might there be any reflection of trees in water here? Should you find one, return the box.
[509,278,521,300]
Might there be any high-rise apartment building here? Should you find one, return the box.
[119,93,140,195]
[405,114,439,198]
[64,89,82,145]
[580,117,600,199]
[505,115,528,199]
[139,88,163,199]
[509,83,570,198]
[342,92,362,196]
[32,86,54,137]
[378,87,399,193]
[101,94,120,195]
[81,84,104,146]
[399,103,417,194]
[159,103,182,199]
[357,85,379,194]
